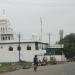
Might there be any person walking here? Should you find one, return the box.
[33,55,38,72]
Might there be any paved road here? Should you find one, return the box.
[0,62,75,75]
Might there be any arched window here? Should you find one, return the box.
[6,36,7,40]
[2,36,6,40]
[27,45,31,50]
[8,36,10,40]
[9,46,13,51]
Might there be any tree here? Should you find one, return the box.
[59,33,75,59]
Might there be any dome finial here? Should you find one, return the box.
[3,9,5,15]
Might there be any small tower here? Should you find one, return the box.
[0,10,14,42]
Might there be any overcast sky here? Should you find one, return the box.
[0,0,75,43]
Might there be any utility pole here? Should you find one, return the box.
[40,17,43,49]
[49,32,50,48]
[18,32,21,62]
[40,17,42,42]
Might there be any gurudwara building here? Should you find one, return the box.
[0,15,48,62]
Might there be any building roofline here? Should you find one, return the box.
[0,41,48,45]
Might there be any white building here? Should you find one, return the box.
[0,15,48,62]
[45,44,66,62]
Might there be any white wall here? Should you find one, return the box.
[21,50,46,62]
[0,42,46,62]
[46,55,66,62]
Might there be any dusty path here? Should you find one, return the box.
[0,62,75,75]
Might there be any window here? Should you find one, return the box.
[8,36,10,40]
[27,45,31,50]
[5,36,7,40]
[2,36,6,40]
[9,46,13,51]
[3,37,5,40]
[35,42,38,50]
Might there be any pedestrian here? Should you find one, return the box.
[33,55,38,72]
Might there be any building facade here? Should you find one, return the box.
[0,15,48,62]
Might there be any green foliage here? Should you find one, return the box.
[59,33,75,59]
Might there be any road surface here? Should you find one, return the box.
[0,62,75,75]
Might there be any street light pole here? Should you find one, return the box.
[49,32,50,48]
[40,17,42,42]
[40,17,43,49]
[18,32,21,62]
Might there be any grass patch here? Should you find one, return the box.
[0,61,32,73]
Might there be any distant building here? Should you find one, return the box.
[59,29,64,41]
[45,44,66,62]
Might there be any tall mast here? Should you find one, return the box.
[40,17,42,42]
[49,32,50,47]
